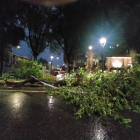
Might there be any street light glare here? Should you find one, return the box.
[100,38,106,47]
[50,56,54,60]
[89,46,92,50]
[17,46,20,49]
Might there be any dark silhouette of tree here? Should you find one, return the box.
[49,1,101,73]
[38,58,48,66]
[21,4,52,60]
[0,0,25,77]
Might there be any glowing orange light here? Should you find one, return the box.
[112,60,122,68]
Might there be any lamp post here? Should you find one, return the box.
[88,46,93,71]
[100,38,106,72]
[12,46,21,67]
[50,56,54,71]
[11,48,13,67]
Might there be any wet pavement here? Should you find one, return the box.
[0,90,140,140]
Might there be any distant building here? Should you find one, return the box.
[4,53,29,67]
[106,54,132,71]
[2,54,29,73]
[64,49,133,72]
[64,50,100,71]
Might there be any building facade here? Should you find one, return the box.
[4,54,29,67]
[2,54,29,73]
[69,51,100,71]
[106,55,132,71]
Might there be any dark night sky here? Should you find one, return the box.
[13,41,64,68]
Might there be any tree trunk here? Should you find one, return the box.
[0,56,3,77]
[34,55,37,61]
[66,56,71,73]
[0,21,4,77]
[129,49,136,62]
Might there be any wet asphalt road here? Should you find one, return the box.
[0,91,140,140]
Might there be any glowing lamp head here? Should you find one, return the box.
[100,38,106,47]
[89,46,92,50]
[17,46,20,49]
[50,56,54,60]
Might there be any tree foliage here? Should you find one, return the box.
[49,1,101,72]
[38,58,48,66]
[15,58,42,79]
[0,0,25,76]
[21,4,52,60]
[49,0,140,60]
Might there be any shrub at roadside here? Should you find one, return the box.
[15,58,42,79]
[2,72,10,79]
[53,63,140,126]
[45,73,56,81]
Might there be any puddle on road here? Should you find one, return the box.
[7,92,29,113]
[92,122,109,140]
[47,96,56,109]
[46,95,110,140]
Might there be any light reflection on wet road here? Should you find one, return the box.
[0,91,139,140]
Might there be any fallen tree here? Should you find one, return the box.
[4,77,40,87]
[52,63,140,126]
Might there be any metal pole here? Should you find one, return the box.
[102,47,104,72]
[51,60,52,71]
[12,48,13,67]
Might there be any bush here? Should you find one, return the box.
[53,64,140,125]
[2,72,10,79]
[15,58,42,79]
[45,73,56,81]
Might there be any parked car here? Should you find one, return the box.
[53,71,59,76]
[50,70,66,76]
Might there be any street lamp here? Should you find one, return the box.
[100,38,106,72]
[57,57,59,59]
[50,56,54,71]
[89,46,92,52]
[17,46,20,49]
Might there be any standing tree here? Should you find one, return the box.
[49,2,93,73]
[0,0,25,77]
[21,4,52,60]
[49,1,108,73]
[38,58,48,66]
